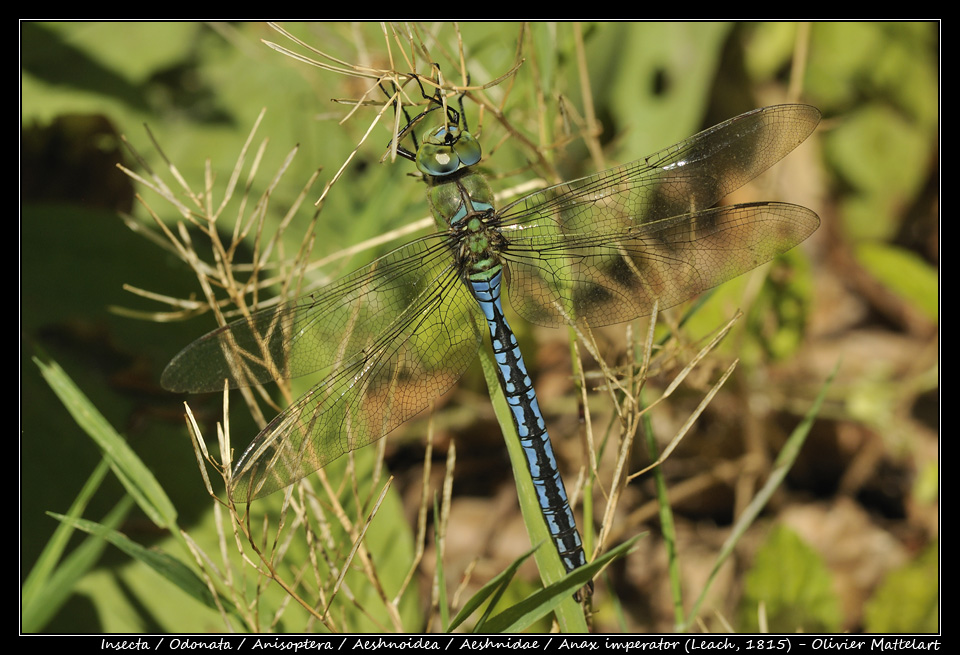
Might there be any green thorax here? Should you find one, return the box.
[417,127,503,281]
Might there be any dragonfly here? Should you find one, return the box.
[162,94,820,597]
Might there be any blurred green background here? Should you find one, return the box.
[21,22,938,633]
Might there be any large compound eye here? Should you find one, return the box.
[416,126,482,177]
[453,131,481,167]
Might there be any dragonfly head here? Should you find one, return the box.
[416,125,482,177]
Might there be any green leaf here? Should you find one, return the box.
[738,525,841,633]
[855,242,938,322]
[864,543,938,633]
[597,22,733,163]
[825,104,932,242]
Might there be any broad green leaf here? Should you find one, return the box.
[855,242,938,322]
[738,524,841,633]
[864,543,938,633]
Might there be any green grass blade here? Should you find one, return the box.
[679,361,838,631]
[34,356,178,529]
[639,388,686,626]
[433,495,451,632]
[449,545,535,633]
[22,458,111,609]
[478,348,589,632]
[22,491,134,632]
[47,512,236,616]
[482,536,642,633]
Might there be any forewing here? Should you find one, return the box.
[494,105,821,326]
[229,262,483,501]
[501,202,819,327]
[162,235,457,393]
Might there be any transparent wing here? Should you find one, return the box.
[493,104,821,326]
[502,202,819,326]
[161,236,484,501]
[231,268,482,501]
[163,235,463,392]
